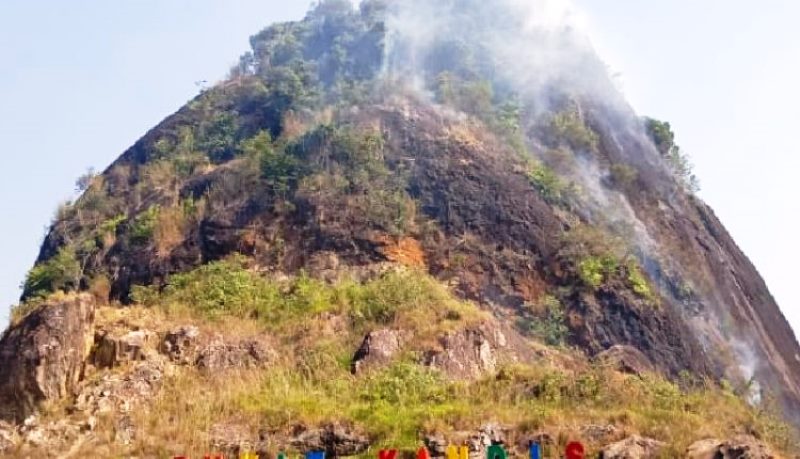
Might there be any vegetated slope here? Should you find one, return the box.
[5,0,800,456]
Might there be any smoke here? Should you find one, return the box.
[380,0,620,108]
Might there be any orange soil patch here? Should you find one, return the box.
[378,236,427,268]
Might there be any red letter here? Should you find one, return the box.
[565,442,585,459]
[417,448,430,459]
[379,450,398,459]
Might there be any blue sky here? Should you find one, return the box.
[1,1,798,335]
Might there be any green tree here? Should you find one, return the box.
[23,247,82,298]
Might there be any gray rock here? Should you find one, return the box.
[351,329,403,374]
[424,324,510,379]
[196,336,275,371]
[290,423,370,457]
[600,435,665,459]
[160,325,201,365]
[0,294,96,422]
[93,329,156,368]
[686,436,774,459]
[424,433,448,458]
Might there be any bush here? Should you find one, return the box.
[609,163,638,189]
[527,161,579,207]
[578,255,618,288]
[521,295,569,346]
[644,118,700,193]
[549,107,599,152]
[243,131,303,195]
[129,206,160,245]
[23,247,82,298]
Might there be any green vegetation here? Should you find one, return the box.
[609,163,638,190]
[520,295,569,346]
[644,118,700,193]
[578,255,619,288]
[526,160,580,208]
[129,205,160,245]
[549,107,599,152]
[22,248,82,300]
[132,256,485,338]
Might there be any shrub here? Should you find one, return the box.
[644,118,700,193]
[626,260,655,300]
[243,131,303,195]
[549,107,599,152]
[578,255,619,288]
[522,295,569,346]
[527,161,578,207]
[23,247,82,298]
[129,206,160,245]
[609,163,638,189]
[199,112,240,162]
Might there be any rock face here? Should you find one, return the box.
[424,324,521,379]
[686,436,774,459]
[195,336,275,371]
[596,345,655,377]
[289,424,371,457]
[160,325,202,365]
[351,329,403,374]
[0,294,96,422]
[92,329,156,368]
[599,435,665,459]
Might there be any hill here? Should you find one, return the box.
[1,1,798,457]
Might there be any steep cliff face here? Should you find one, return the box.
[5,0,800,455]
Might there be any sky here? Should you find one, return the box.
[0,1,798,335]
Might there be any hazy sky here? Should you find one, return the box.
[1,1,798,337]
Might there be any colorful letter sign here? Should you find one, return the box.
[446,445,469,459]
[565,441,585,459]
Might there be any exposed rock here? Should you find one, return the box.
[16,414,93,454]
[0,421,19,453]
[686,436,774,459]
[290,423,370,457]
[0,294,96,422]
[600,435,665,459]
[596,345,655,377]
[196,335,276,371]
[424,323,521,379]
[160,325,202,365]
[93,329,157,368]
[351,329,403,374]
[581,424,621,443]
[76,360,166,415]
[208,423,259,458]
[424,433,448,458]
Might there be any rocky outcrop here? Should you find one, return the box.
[93,329,157,368]
[686,436,774,459]
[196,336,276,371]
[0,294,96,422]
[351,329,403,374]
[599,435,665,459]
[423,323,526,379]
[160,325,202,365]
[289,424,371,457]
[596,345,655,377]
[0,421,19,454]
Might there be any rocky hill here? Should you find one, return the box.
[2,0,799,457]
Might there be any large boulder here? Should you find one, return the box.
[0,294,96,422]
[351,329,403,374]
[92,329,157,368]
[160,325,202,365]
[686,436,774,459]
[600,435,665,459]
[424,323,526,379]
